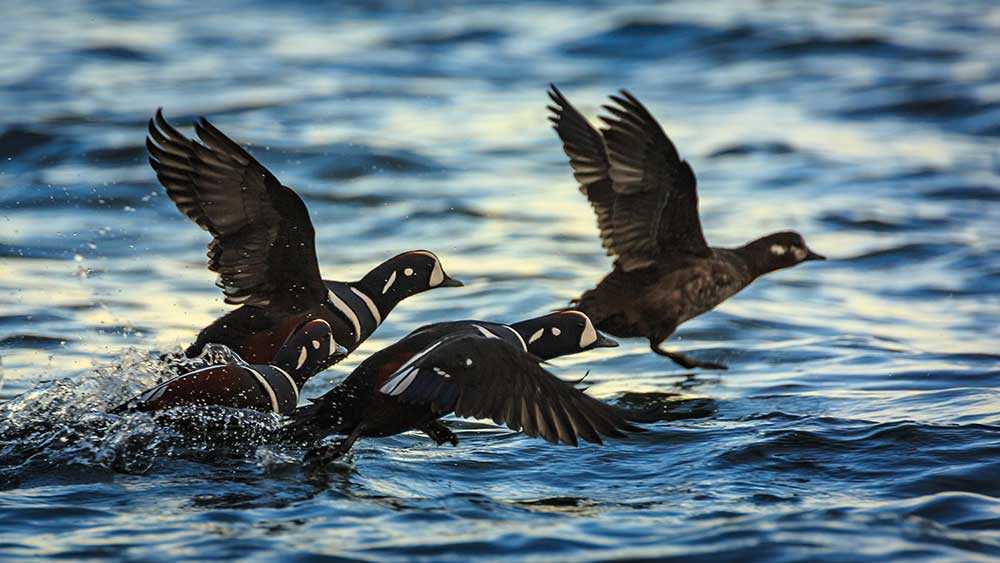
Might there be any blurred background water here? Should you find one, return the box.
[1,1,999,561]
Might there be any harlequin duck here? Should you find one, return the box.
[284,310,640,467]
[111,319,339,415]
[548,86,825,370]
[146,110,462,369]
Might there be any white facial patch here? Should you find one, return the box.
[551,327,561,336]
[559,311,598,348]
[404,267,414,277]
[382,270,397,294]
[770,245,787,256]
[405,251,445,286]
[792,246,808,261]
[528,328,544,344]
[579,320,597,348]
[429,259,444,287]
[311,339,320,350]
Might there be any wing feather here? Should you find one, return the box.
[147,109,326,307]
[379,334,638,446]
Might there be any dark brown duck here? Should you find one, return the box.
[548,86,825,370]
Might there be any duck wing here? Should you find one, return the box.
[599,90,710,269]
[547,85,619,259]
[379,333,639,446]
[146,110,325,308]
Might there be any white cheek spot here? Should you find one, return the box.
[296,347,308,369]
[551,327,561,336]
[382,270,397,294]
[429,260,444,287]
[404,267,414,277]
[528,328,544,344]
[311,339,320,349]
[792,246,808,261]
[465,358,472,367]
[578,319,597,349]
[770,245,787,256]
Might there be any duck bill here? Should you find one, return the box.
[438,275,464,288]
[593,333,619,349]
[804,249,826,261]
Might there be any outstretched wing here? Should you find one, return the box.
[146,110,326,307]
[599,91,710,268]
[547,85,618,258]
[379,334,639,446]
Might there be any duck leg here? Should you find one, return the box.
[419,421,459,446]
[303,427,363,470]
[650,340,727,370]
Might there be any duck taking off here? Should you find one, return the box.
[146,111,462,374]
[547,86,824,370]
[111,319,341,415]
[284,311,639,468]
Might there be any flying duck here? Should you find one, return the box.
[146,110,462,371]
[111,319,339,415]
[283,311,638,467]
[547,86,825,370]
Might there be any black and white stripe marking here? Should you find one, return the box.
[379,340,445,396]
[326,284,383,343]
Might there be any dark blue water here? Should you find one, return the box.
[2,1,999,561]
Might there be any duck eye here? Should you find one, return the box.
[404,268,414,276]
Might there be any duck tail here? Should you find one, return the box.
[281,381,361,443]
[281,400,333,443]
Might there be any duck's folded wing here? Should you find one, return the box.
[146,110,325,307]
[379,335,639,446]
[547,85,618,259]
[599,91,710,268]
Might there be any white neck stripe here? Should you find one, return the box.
[502,325,528,351]
[351,287,382,325]
[328,290,362,343]
[246,367,280,414]
[270,365,299,403]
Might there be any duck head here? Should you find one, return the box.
[358,250,463,302]
[744,231,825,276]
[272,319,348,385]
[510,310,618,361]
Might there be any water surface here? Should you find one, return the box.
[1,1,999,561]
